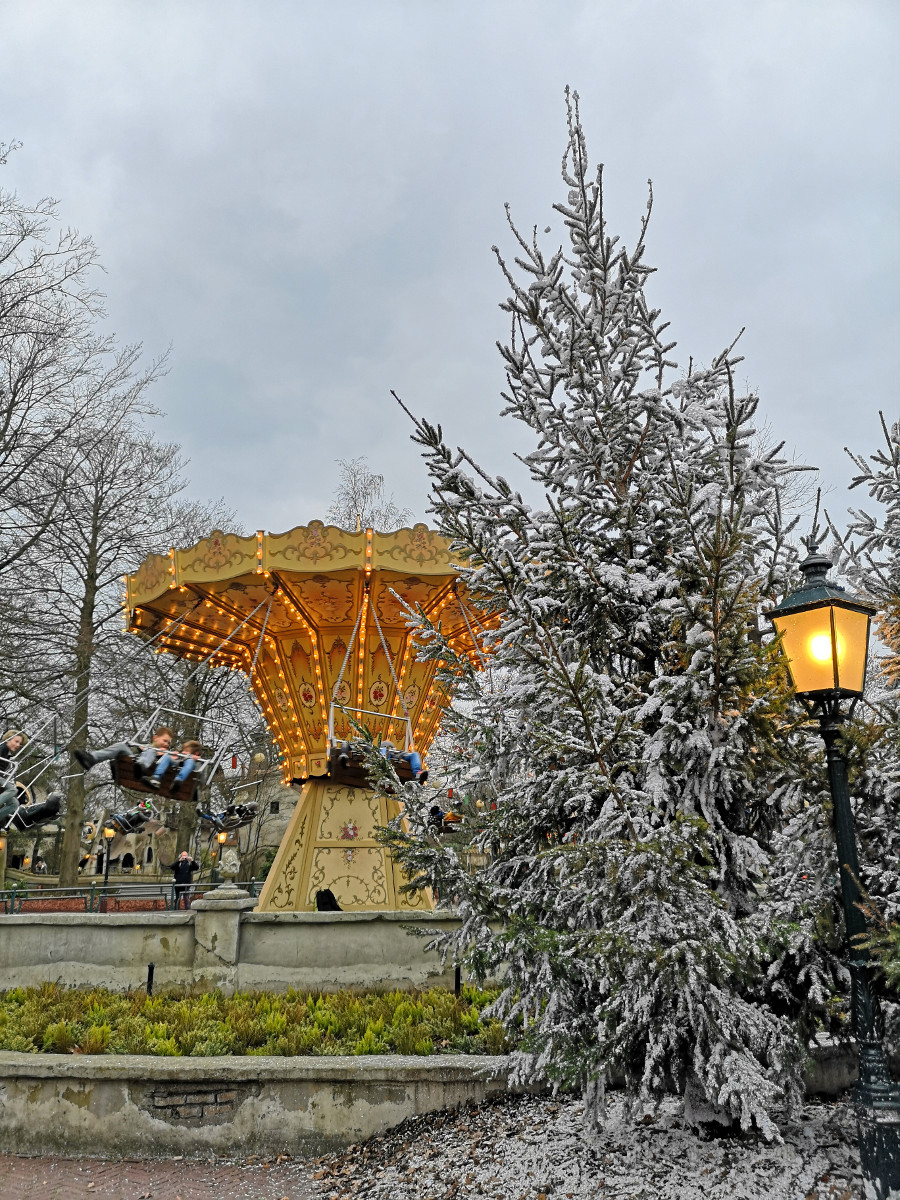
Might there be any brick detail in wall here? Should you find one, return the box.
[140,1084,260,1126]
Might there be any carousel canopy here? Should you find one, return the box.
[124,522,484,782]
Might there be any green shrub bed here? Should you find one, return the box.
[0,982,508,1057]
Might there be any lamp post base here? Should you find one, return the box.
[855,1092,900,1200]
[855,1043,900,1199]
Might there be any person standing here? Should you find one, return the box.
[165,850,199,909]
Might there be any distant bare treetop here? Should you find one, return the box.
[326,456,412,532]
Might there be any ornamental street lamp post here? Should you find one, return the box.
[102,826,115,899]
[770,544,900,1198]
[212,829,227,883]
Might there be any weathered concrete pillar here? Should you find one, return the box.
[191,885,257,993]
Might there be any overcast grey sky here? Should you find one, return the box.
[1,1,897,536]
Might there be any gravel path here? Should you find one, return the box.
[0,1093,863,1199]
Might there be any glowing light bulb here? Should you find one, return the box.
[810,634,835,662]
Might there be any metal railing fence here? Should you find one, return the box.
[0,878,263,915]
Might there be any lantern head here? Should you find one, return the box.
[768,544,876,699]
[103,826,116,841]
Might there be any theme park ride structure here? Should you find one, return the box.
[124,522,484,912]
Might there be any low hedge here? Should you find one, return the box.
[0,981,508,1057]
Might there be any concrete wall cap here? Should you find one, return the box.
[0,912,194,926]
[0,1050,510,1084]
[243,909,460,923]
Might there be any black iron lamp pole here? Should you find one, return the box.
[102,827,115,893]
[770,546,900,1197]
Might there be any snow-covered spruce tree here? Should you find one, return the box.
[375,94,814,1135]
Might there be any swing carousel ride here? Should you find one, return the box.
[124,522,485,912]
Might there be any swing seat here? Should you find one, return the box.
[327,742,417,788]
[107,706,238,804]
[110,804,155,835]
[427,805,463,834]
[110,754,202,803]
[5,791,62,832]
[225,802,258,829]
[198,802,258,832]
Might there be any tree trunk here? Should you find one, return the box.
[58,529,99,886]
[175,793,200,856]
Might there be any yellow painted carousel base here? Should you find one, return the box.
[254,778,434,913]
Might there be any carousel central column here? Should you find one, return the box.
[254,777,429,912]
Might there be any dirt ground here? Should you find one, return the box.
[0,1153,320,1200]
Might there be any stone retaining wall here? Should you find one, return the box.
[0,887,461,994]
[0,1052,512,1157]
[0,1043,865,1160]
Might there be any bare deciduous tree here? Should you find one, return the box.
[326,456,412,532]
[0,417,236,882]
[0,142,272,882]
[0,142,156,575]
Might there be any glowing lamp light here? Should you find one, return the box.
[103,826,116,841]
[810,633,835,662]
[768,544,875,699]
[217,830,228,845]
